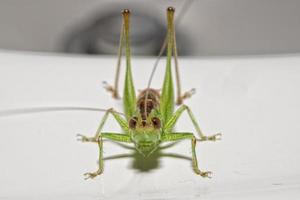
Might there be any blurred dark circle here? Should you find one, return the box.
[63,9,166,55]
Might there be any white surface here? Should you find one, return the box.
[0,51,300,199]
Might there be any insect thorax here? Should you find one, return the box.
[137,88,160,120]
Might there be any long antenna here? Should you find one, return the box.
[0,106,125,117]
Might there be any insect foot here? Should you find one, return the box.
[199,171,212,178]
[199,133,222,141]
[208,133,222,141]
[84,170,103,180]
[102,81,120,99]
[193,167,212,178]
[77,134,98,143]
[177,88,196,105]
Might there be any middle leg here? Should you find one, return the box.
[77,108,129,143]
[164,104,222,141]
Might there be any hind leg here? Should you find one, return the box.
[172,25,195,105]
[103,19,125,99]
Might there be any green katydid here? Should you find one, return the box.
[77,7,221,179]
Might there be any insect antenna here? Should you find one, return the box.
[143,0,195,110]
[0,106,125,117]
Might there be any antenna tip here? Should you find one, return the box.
[167,7,175,12]
[122,9,131,15]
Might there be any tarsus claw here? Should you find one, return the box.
[208,133,222,141]
[200,171,212,178]
[77,134,97,142]
[102,81,120,99]
[102,81,114,92]
[84,172,97,180]
[84,170,102,180]
[77,134,88,142]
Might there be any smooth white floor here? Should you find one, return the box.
[0,51,300,199]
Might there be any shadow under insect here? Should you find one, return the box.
[104,141,192,172]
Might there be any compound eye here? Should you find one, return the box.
[129,117,138,129]
[152,117,161,129]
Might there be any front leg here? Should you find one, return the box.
[83,133,131,179]
[164,104,222,141]
[77,108,128,142]
[83,134,103,179]
[162,132,212,178]
[77,108,130,179]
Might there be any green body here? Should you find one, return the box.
[78,7,221,179]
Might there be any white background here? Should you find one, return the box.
[0,51,300,199]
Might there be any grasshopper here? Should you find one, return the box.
[77,7,221,179]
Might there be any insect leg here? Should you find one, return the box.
[122,9,136,118]
[160,7,175,123]
[103,9,137,112]
[77,108,129,143]
[173,28,196,105]
[83,132,131,179]
[77,108,130,179]
[161,132,212,177]
[103,22,124,99]
[164,105,222,141]
[83,134,103,179]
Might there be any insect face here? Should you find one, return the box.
[129,116,162,156]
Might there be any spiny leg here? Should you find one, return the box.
[164,104,222,141]
[83,133,131,179]
[161,132,212,177]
